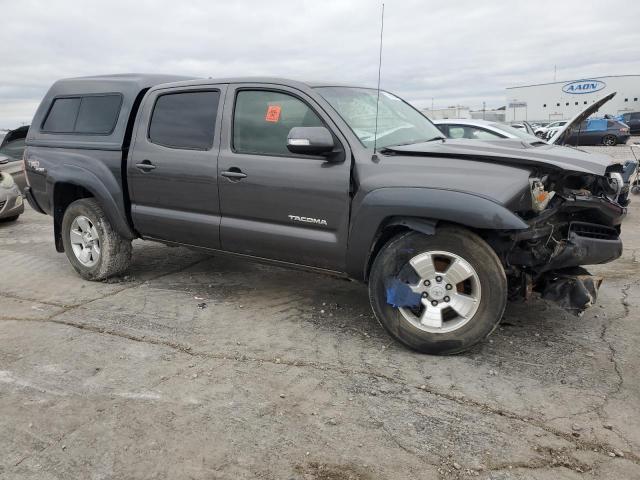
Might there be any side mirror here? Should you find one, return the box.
[287,127,335,156]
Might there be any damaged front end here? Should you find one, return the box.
[493,166,626,315]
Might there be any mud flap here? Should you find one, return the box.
[539,267,603,316]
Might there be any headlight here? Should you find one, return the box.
[530,178,555,212]
[607,172,623,198]
[0,172,15,189]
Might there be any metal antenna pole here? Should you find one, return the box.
[372,3,385,158]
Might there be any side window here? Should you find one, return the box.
[0,138,25,160]
[75,95,122,134]
[42,94,121,134]
[632,113,640,120]
[469,127,502,140]
[42,97,81,133]
[435,125,449,137]
[447,126,465,139]
[233,90,323,156]
[149,90,220,150]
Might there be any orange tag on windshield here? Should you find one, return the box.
[265,105,281,122]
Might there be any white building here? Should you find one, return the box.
[505,75,640,123]
[421,105,470,120]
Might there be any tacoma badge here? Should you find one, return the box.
[288,215,328,226]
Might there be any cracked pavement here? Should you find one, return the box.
[1,205,639,479]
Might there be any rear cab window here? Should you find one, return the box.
[148,90,220,150]
[41,94,122,134]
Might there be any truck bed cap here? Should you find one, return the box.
[28,73,197,151]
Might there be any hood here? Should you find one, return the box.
[0,125,28,150]
[549,92,616,145]
[383,138,615,175]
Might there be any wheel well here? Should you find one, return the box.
[53,183,93,252]
[364,219,490,281]
[365,225,410,281]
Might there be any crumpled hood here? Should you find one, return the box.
[383,138,615,175]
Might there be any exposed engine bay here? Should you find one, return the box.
[491,166,626,315]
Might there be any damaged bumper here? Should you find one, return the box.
[538,268,603,316]
[500,197,624,315]
[542,221,622,271]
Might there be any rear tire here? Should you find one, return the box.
[61,198,132,281]
[368,227,507,355]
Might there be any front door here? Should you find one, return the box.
[217,85,352,271]
[128,85,225,248]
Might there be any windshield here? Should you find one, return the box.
[490,123,542,143]
[315,87,443,149]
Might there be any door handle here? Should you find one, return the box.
[135,160,156,172]
[221,167,247,180]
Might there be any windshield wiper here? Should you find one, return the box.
[384,136,446,148]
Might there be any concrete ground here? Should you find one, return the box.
[1,201,639,480]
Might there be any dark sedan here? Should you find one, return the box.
[553,118,630,146]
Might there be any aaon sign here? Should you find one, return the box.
[562,79,606,95]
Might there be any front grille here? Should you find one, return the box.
[0,200,5,210]
[569,221,618,240]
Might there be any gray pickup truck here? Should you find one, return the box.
[23,74,626,354]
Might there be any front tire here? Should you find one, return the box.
[602,135,617,146]
[61,198,132,281]
[368,227,507,354]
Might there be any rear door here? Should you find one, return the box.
[217,84,352,271]
[128,84,226,248]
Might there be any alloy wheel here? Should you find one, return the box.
[69,215,101,267]
[397,250,481,333]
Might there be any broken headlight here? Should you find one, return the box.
[606,172,623,199]
[530,177,555,212]
[0,172,15,189]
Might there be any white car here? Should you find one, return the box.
[535,120,567,138]
[433,119,544,143]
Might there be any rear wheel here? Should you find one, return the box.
[368,227,507,354]
[603,135,618,146]
[61,199,132,280]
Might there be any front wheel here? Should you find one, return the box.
[61,198,132,281]
[602,135,618,146]
[368,227,507,354]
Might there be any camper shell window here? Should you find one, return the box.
[41,94,123,135]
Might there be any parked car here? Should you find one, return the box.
[509,121,536,135]
[434,119,544,143]
[549,115,630,146]
[23,74,627,355]
[621,112,640,134]
[535,120,567,138]
[0,160,24,222]
[0,125,28,158]
[0,125,28,191]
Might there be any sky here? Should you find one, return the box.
[1,0,639,128]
